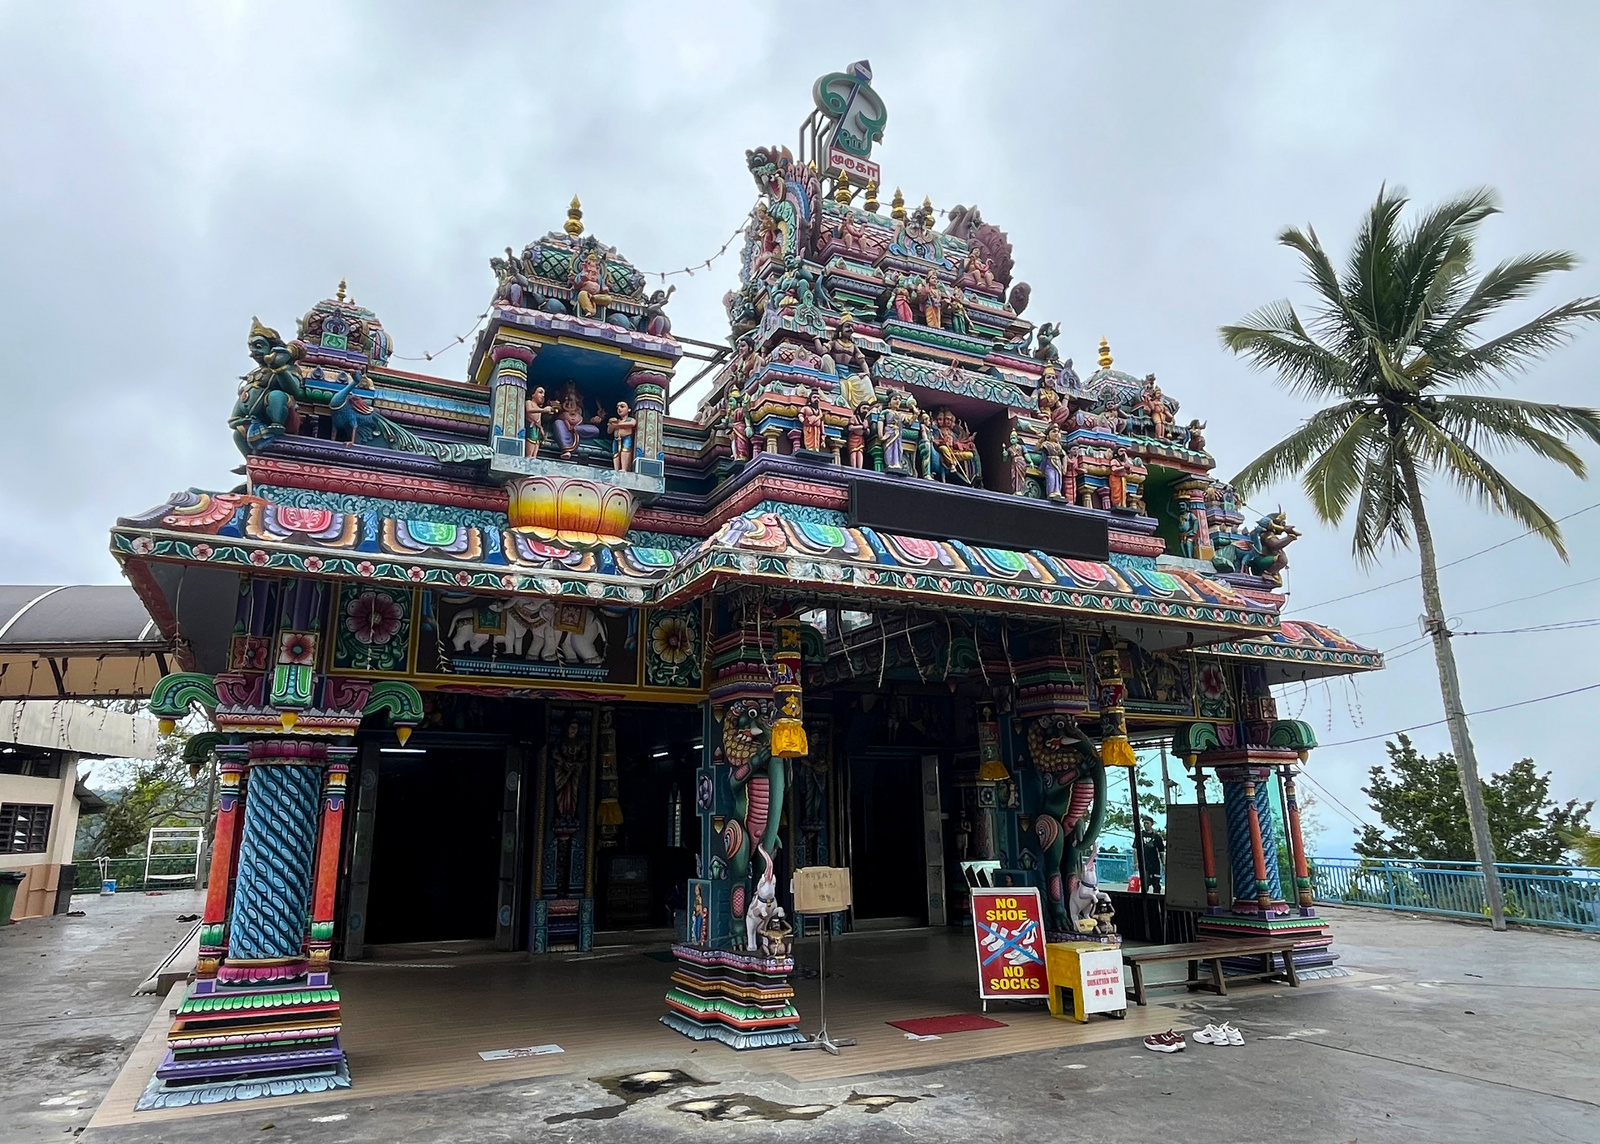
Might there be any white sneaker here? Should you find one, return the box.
[1192,1024,1227,1045]
[1220,1023,1244,1046]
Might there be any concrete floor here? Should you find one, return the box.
[4,896,1596,1144]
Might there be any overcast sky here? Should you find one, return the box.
[3,3,1597,850]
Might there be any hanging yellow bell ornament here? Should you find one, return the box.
[1094,647,1137,768]
[768,617,809,758]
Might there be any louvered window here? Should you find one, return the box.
[0,803,52,854]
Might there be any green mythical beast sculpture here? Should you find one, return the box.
[1026,712,1109,936]
[745,145,822,263]
[720,697,789,952]
[230,318,305,456]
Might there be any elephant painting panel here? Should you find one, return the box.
[418,592,639,684]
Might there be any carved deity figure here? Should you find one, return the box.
[1139,377,1173,440]
[1026,714,1105,936]
[1179,507,1201,558]
[819,313,875,409]
[916,272,944,329]
[570,245,614,319]
[797,391,827,453]
[725,384,752,462]
[642,286,675,337]
[1006,430,1029,495]
[524,384,559,458]
[1034,322,1062,366]
[552,383,603,458]
[1036,365,1062,421]
[929,407,980,486]
[962,245,996,289]
[607,400,637,471]
[1040,425,1069,501]
[1217,511,1302,581]
[231,318,305,456]
[1099,446,1137,510]
[946,290,971,336]
[1183,419,1207,451]
[877,390,909,473]
[888,276,915,324]
[846,403,869,469]
[722,698,788,947]
[836,209,867,253]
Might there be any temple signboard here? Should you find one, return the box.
[970,887,1049,1001]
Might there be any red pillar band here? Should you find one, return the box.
[308,754,352,973]
[196,753,247,979]
[1243,777,1272,916]
[1192,762,1220,913]
[1283,766,1315,913]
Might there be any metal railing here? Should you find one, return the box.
[1310,856,1600,932]
[1096,852,1135,885]
[80,855,199,893]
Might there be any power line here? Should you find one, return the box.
[1297,770,1374,830]
[1350,572,1600,639]
[1291,500,1600,612]
[1315,680,1600,749]
[1454,617,1600,637]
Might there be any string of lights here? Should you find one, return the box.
[1313,680,1600,749]
[393,216,753,363]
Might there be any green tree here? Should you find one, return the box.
[1355,734,1592,865]
[75,724,206,860]
[1221,186,1600,928]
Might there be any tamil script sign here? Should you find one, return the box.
[827,145,880,188]
[970,887,1049,1000]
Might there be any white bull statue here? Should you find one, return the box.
[448,598,607,665]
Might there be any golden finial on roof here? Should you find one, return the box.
[834,171,853,204]
[890,187,905,220]
[336,279,347,302]
[565,195,584,236]
[864,180,879,213]
[1098,336,1113,370]
[921,195,934,219]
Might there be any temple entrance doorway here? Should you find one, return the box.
[364,743,506,946]
[846,751,929,927]
[595,703,702,932]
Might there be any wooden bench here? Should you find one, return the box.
[1120,938,1301,1006]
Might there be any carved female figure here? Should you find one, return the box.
[1040,424,1066,500]
[1006,430,1029,495]
[725,385,752,461]
[846,404,869,468]
[916,272,944,329]
[878,391,908,473]
[889,277,915,324]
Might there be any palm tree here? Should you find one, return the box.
[1221,187,1600,931]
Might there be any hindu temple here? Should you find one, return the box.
[110,63,1382,1106]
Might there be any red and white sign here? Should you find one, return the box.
[827,145,880,188]
[1074,946,1128,1015]
[970,887,1050,1000]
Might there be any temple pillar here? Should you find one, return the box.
[661,605,802,1049]
[221,740,328,981]
[1193,767,1222,914]
[627,368,669,478]
[1217,765,1282,916]
[141,736,350,1109]
[489,344,536,458]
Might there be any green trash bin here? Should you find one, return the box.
[0,870,26,924]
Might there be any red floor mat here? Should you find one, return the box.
[888,1014,1008,1036]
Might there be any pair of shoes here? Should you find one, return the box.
[1193,1023,1244,1046]
[1143,1030,1186,1053]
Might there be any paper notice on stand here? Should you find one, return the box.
[478,1044,565,1061]
[792,866,853,915]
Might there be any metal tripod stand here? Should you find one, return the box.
[791,912,856,1054]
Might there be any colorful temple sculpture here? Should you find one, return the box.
[113,63,1380,1103]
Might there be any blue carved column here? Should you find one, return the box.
[220,739,327,981]
[1217,766,1283,915]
